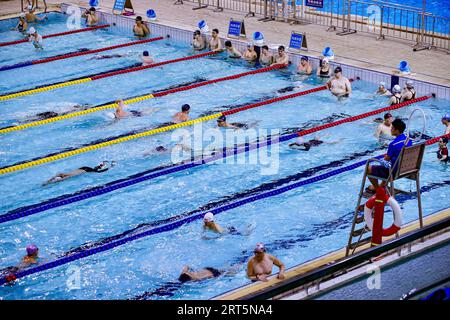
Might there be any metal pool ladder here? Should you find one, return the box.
[346,142,426,256]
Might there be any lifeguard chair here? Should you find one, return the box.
[346,141,426,256]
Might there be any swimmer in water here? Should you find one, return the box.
[247,242,285,282]
[317,58,331,78]
[437,137,449,163]
[224,40,242,59]
[202,212,241,237]
[209,28,223,52]
[388,85,402,106]
[270,46,289,67]
[326,66,352,98]
[11,13,28,33]
[21,244,40,268]
[133,16,150,38]
[259,45,273,66]
[173,104,191,123]
[217,115,247,130]
[141,50,154,66]
[192,30,206,51]
[82,7,99,26]
[27,27,43,49]
[88,53,128,60]
[242,43,257,62]
[43,161,115,185]
[401,80,416,102]
[25,5,48,23]
[178,262,242,283]
[297,56,312,75]
[442,114,450,135]
[289,137,324,151]
[376,81,391,96]
[375,113,394,141]
[112,99,157,119]
[142,143,191,156]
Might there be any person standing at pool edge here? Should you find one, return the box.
[326,66,352,97]
[271,46,289,66]
[259,45,273,66]
[192,30,206,51]
[297,56,312,75]
[247,243,285,282]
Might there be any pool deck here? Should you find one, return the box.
[1,0,449,88]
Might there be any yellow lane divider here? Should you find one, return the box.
[0,94,155,134]
[0,78,92,101]
[0,113,222,175]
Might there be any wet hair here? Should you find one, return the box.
[212,28,219,34]
[334,66,343,73]
[143,51,149,56]
[217,115,226,122]
[391,118,406,133]
[155,146,168,152]
[89,7,96,12]
[182,104,190,112]
[278,45,285,51]
[441,137,448,144]
[262,45,269,50]
[384,113,393,120]
[225,40,232,47]
[178,273,193,283]
[194,29,200,35]
[136,16,143,21]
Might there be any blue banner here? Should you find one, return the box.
[305,0,323,8]
[289,32,303,50]
[228,20,242,37]
[113,0,126,12]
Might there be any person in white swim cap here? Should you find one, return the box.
[401,80,416,102]
[388,84,402,105]
[27,27,43,49]
[247,242,285,282]
[12,13,28,33]
[376,81,391,96]
[203,212,224,234]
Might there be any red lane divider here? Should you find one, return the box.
[90,51,219,81]
[298,95,432,137]
[222,78,357,116]
[0,24,110,48]
[33,37,164,65]
[152,64,287,98]
[425,133,450,145]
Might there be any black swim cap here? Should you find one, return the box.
[217,115,226,122]
[156,146,167,152]
[182,104,190,112]
[178,273,192,283]
[334,66,343,73]
[143,51,149,56]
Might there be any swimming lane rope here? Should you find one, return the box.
[0,51,219,102]
[0,64,286,134]
[0,132,447,285]
[0,96,432,223]
[0,37,164,72]
[0,93,427,176]
[0,24,110,48]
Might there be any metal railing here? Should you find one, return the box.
[177,0,449,51]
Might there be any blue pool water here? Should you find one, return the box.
[0,13,449,300]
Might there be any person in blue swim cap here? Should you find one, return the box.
[442,114,450,135]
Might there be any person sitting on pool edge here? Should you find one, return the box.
[247,242,285,282]
[11,13,28,33]
[224,40,242,59]
[202,212,240,236]
[82,7,99,27]
[242,43,257,62]
[192,30,206,51]
[326,66,351,98]
[437,137,449,163]
[259,45,273,66]
[173,104,190,123]
[271,45,289,67]
[297,56,312,75]
[133,16,150,38]
[43,161,115,185]
[366,118,411,193]
[217,115,247,129]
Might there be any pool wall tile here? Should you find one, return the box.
[60,4,450,100]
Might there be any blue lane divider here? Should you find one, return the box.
[0,61,34,72]
[0,153,382,286]
[0,134,294,225]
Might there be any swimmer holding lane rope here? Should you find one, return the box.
[43,161,115,185]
